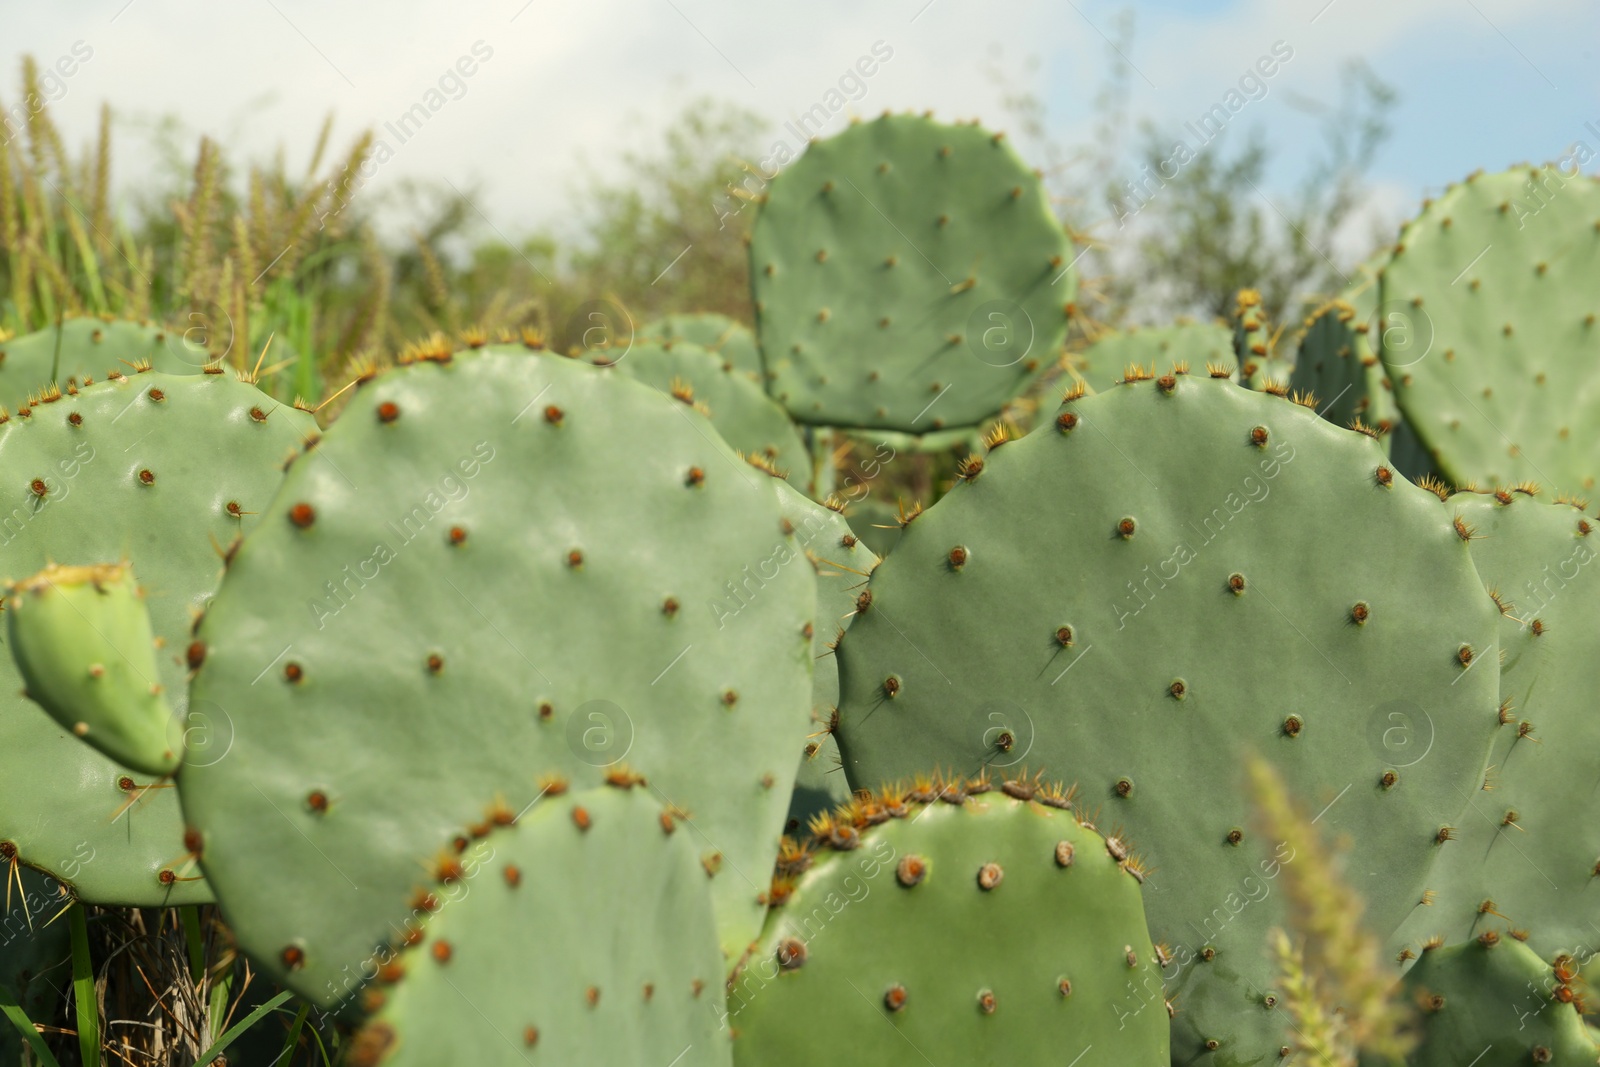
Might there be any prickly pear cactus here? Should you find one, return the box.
[768,480,878,835]
[1288,299,1395,436]
[179,350,814,1007]
[729,778,1168,1066]
[831,373,1501,1065]
[0,370,315,905]
[1078,322,1235,395]
[1378,165,1600,493]
[7,562,179,776]
[1366,936,1599,1067]
[587,340,810,492]
[1236,290,1291,389]
[346,785,731,1067]
[639,313,765,383]
[1392,492,1600,965]
[751,113,1075,433]
[0,318,214,410]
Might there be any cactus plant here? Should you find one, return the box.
[0,369,315,906]
[1391,492,1600,966]
[346,784,732,1067]
[586,339,811,492]
[751,113,1075,433]
[831,373,1501,1064]
[1378,165,1600,493]
[177,350,815,1007]
[1367,935,1599,1066]
[1077,321,1235,395]
[1235,289,1293,389]
[639,312,765,384]
[729,776,1169,1065]
[7,562,180,776]
[0,318,217,410]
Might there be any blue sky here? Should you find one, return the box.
[4,0,1595,255]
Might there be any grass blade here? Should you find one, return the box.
[0,983,63,1067]
[193,989,294,1067]
[66,903,97,1067]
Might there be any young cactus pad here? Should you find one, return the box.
[728,779,1168,1066]
[0,370,315,906]
[346,785,731,1067]
[179,350,815,1007]
[1364,936,1599,1067]
[831,374,1501,1065]
[0,317,215,411]
[1379,165,1600,493]
[751,113,1075,433]
[1392,492,1600,964]
[6,562,179,775]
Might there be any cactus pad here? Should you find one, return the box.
[179,350,814,1006]
[0,370,314,905]
[347,785,731,1067]
[7,562,179,776]
[751,113,1075,433]
[1078,322,1234,394]
[0,318,212,410]
[1369,936,1599,1066]
[728,780,1168,1066]
[1392,492,1600,963]
[831,374,1501,1064]
[1378,166,1600,493]
[639,313,764,383]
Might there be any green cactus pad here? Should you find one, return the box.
[639,313,764,384]
[728,782,1168,1066]
[0,370,314,906]
[587,340,810,492]
[1378,166,1600,494]
[1391,492,1600,963]
[0,318,215,410]
[1367,936,1599,1067]
[346,785,731,1067]
[179,350,814,1007]
[768,480,878,835]
[1077,322,1234,395]
[831,373,1501,1065]
[751,113,1075,433]
[6,562,179,776]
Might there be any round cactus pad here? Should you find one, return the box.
[0,370,315,905]
[832,373,1501,1064]
[751,114,1075,433]
[347,786,731,1067]
[180,350,815,1007]
[730,784,1167,1066]
[1379,166,1600,493]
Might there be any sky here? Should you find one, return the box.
[5,0,1597,255]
